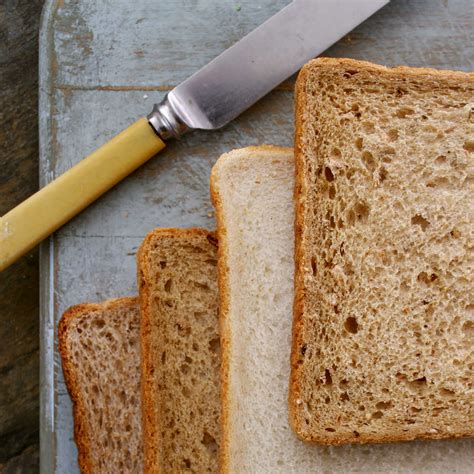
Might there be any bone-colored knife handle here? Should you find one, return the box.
[0,118,165,271]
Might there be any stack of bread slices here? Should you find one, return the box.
[59,58,474,473]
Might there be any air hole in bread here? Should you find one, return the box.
[180,363,190,375]
[93,318,105,329]
[406,376,427,392]
[340,392,350,402]
[324,167,335,181]
[325,427,336,432]
[193,311,206,324]
[324,369,332,385]
[417,272,438,284]
[209,337,220,354]
[396,107,415,118]
[164,279,172,292]
[462,320,474,336]
[375,401,392,410]
[387,129,399,141]
[328,185,336,199]
[202,432,218,455]
[159,261,166,269]
[361,151,376,171]
[344,317,359,334]
[351,103,360,112]
[355,137,363,150]
[205,258,217,266]
[362,121,375,133]
[411,214,430,230]
[379,167,388,182]
[463,140,474,152]
[371,411,383,419]
[311,257,317,276]
[440,388,455,397]
[176,324,191,337]
[347,210,356,226]
[426,177,450,188]
[332,147,342,157]
[194,281,210,291]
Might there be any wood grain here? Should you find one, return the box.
[0,0,44,468]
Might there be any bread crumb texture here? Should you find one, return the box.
[138,229,220,473]
[292,58,474,444]
[58,298,142,473]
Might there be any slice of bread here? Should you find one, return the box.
[211,146,325,472]
[212,145,474,473]
[138,228,221,473]
[291,58,474,445]
[58,297,142,473]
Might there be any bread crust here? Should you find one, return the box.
[290,57,474,445]
[210,145,293,473]
[58,297,139,473]
[137,227,218,474]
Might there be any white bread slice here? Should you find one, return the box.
[138,228,221,473]
[291,58,474,445]
[58,297,142,473]
[211,145,474,473]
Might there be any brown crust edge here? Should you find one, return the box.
[136,227,217,474]
[289,57,474,445]
[210,145,293,473]
[58,296,139,474]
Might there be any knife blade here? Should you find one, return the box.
[149,0,389,135]
[0,0,389,271]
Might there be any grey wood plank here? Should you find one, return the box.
[40,0,474,472]
[52,0,474,90]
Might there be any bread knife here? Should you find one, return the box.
[0,0,389,271]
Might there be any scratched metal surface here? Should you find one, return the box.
[39,0,474,472]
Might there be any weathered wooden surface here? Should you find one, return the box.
[0,0,44,471]
[40,0,474,472]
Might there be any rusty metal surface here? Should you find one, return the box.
[39,0,474,472]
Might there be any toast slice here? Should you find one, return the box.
[212,145,474,473]
[291,58,474,444]
[58,297,142,473]
[138,228,221,473]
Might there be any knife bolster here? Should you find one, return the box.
[148,94,189,140]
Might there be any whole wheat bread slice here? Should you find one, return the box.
[138,228,221,473]
[212,145,474,473]
[291,58,474,445]
[58,297,142,473]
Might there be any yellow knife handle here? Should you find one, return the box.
[0,118,165,271]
